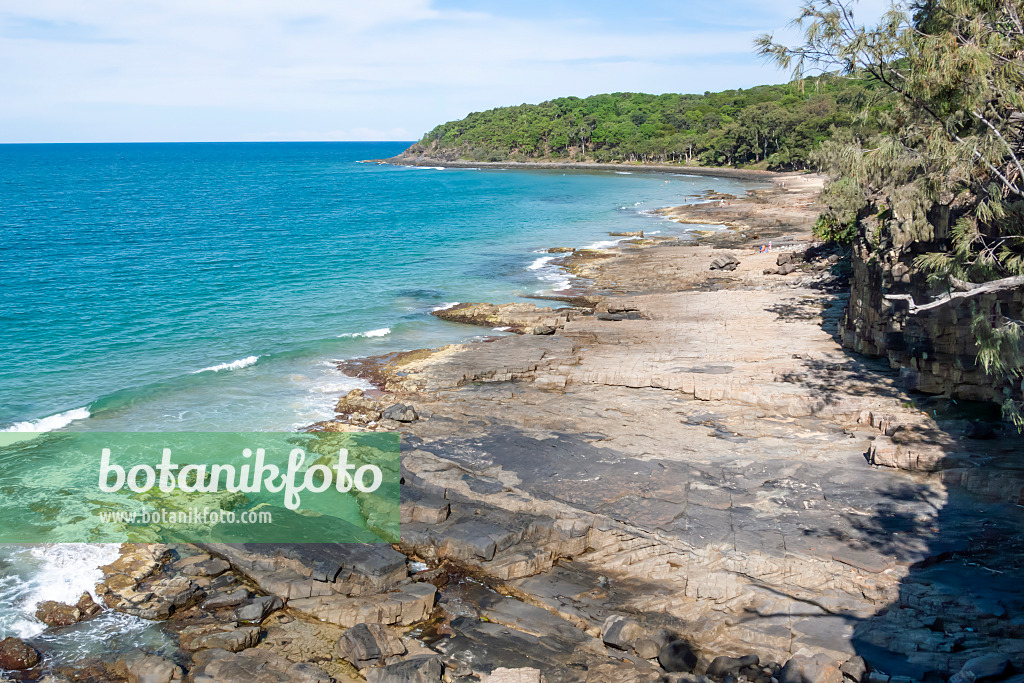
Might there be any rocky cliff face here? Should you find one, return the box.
[840,207,1023,408]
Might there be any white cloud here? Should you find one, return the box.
[0,0,896,142]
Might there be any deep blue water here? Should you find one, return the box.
[0,142,760,434]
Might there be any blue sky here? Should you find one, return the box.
[0,0,892,143]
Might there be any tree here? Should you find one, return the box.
[756,0,1024,427]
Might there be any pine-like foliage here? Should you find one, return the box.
[757,0,1024,427]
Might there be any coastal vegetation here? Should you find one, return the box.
[405,78,887,170]
[759,0,1024,427]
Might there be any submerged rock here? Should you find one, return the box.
[0,636,40,670]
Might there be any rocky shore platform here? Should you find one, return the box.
[14,176,1023,683]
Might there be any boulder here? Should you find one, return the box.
[0,636,40,670]
[601,615,646,652]
[203,588,252,610]
[708,656,759,678]
[659,640,698,673]
[959,654,1010,681]
[777,253,793,266]
[779,653,842,683]
[709,255,740,271]
[35,592,101,627]
[382,404,419,422]
[840,656,868,683]
[111,652,184,683]
[365,654,445,683]
[234,595,284,624]
[336,622,406,668]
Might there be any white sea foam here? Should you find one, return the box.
[0,406,90,433]
[1,544,122,639]
[430,302,460,312]
[614,171,633,174]
[492,326,512,332]
[582,238,625,250]
[193,355,259,374]
[528,256,555,270]
[337,327,391,338]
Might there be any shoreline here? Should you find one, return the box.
[365,154,804,181]
[17,174,1024,683]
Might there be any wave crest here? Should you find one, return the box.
[1,407,90,433]
[193,355,260,374]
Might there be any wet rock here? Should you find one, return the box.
[336,622,406,668]
[365,654,444,683]
[190,648,333,683]
[709,255,740,271]
[203,588,251,610]
[179,623,262,652]
[602,615,646,652]
[383,404,419,422]
[235,595,284,624]
[0,636,40,670]
[840,656,868,682]
[779,652,842,683]
[659,640,698,673]
[35,592,101,627]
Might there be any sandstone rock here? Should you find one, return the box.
[178,555,230,577]
[483,668,545,682]
[659,640,698,673]
[779,653,842,683]
[840,656,868,682]
[179,623,262,652]
[777,253,793,266]
[190,648,333,683]
[382,404,419,422]
[0,637,40,669]
[336,622,406,668]
[336,388,385,421]
[709,255,740,271]
[235,595,284,623]
[602,614,646,652]
[35,592,101,627]
[365,654,444,683]
[111,652,184,683]
[203,588,251,610]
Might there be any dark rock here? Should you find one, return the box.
[210,574,238,590]
[963,421,996,439]
[337,623,406,668]
[203,588,251,610]
[840,656,868,682]
[365,654,444,683]
[740,656,761,668]
[710,255,740,272]
[191,648,332,683]
[708,657,746,678]
[181,557,230,577]
[659,640,698,673]
[960,654,1009,681]
[382,404,419,422]
[234,595,284,624]
[779,653,842,683]
[0,636,40,670]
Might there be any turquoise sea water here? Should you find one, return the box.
[1,142,760,435]
[0,142,763,658]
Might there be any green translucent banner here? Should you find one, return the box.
[0,432,399,544]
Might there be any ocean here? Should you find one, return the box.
[0,141,762,660]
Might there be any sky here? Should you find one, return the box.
[0,0,894,143]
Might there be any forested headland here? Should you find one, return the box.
[401,77,886,170]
